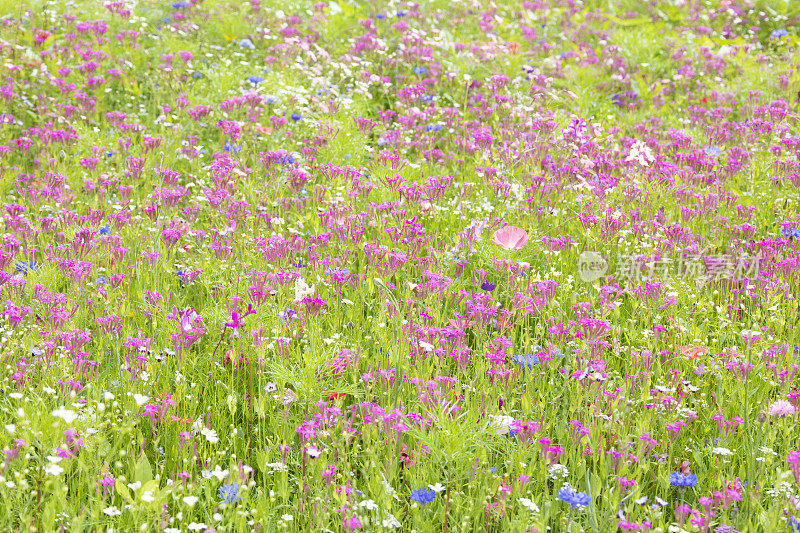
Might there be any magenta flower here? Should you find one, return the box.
[491,226,529,250]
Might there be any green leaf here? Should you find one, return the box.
[115,480,133,503]
[134,454,153,485]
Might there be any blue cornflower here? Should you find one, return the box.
[409,488,436,504]
[290,112,303,121]
[97,276,107,284]
[396,10,407,17]
[247,75,264,84]
[420,94,434,102]
[98,225,111,235]
[512,353,539,369]
[223,142,242,153]
[788,516,800,533]
[15,261,38,274]
[771,28,789,39]
[556,484,591,509]
[239,38,255,49]
[425,124,441,132]
[191,71,203,79]
[279,154,296,165]
[480,281,496,292]
[324,267,350,276]
[704,145,723,158]
[106,150,114,157]
[413,66,427,74]
[669,472,699,488]
[375,13,385,19]
[219,483,241,503]
[172,1,189,8]
[290,260,306,268]
[782,227,800,241]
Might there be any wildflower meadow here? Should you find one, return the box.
[2,0,800,531]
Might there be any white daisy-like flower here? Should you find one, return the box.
[382,514,401,529]
[201,427,219,444]
[281,514,294,522]
[102,506,122,516]
[141,490,154,502]
[427,483,446,493]
[182,496,199,506]
[187,523,207,531]
[519,498,540,513]
[359,499,379,511]
[133,394,150,406]
[44,464,64,476]
[51,409,78,424]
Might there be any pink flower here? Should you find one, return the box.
[769,399,796,416]
[491,226,529,250]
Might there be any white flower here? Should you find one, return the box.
[281,514,294,522]
[182,496,199,507]
[187,523,207,531]
[5,424,15,434]
[44,464,63,476]
[127,481,142,491]
[427,483,446,493]
[305,446,322,458]
[133,394,149,406]
[382,514,401,529]
[382,478,400,501]
[191,416,204,435]
[201,427,219,444]
[202,465,229,481]
[486,415,514,435]
[213,513,222,521]
[359,499,379,511]
[51,409,78,424]
[712,447,734,456]
[546,464,570,480]
[293,278,315,301]
[141,490,154,502]
[103,506,122,516]
[419,340,434,352]
[519,498,540,513]
[266,462,287,473]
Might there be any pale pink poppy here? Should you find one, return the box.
[491,226,529,250]
[449,316,477,329]
[769,399,796,417]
